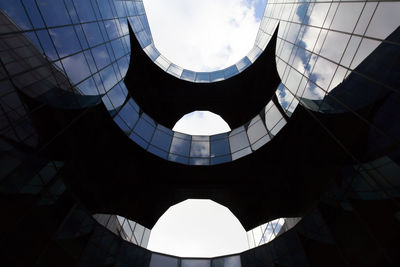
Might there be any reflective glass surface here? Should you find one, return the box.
[2,0,397,167]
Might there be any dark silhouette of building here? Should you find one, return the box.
[0,1,400,266]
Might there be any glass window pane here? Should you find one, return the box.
[133,223,145,244]
[135,1,145,15]
[129,16,144,33]
[284,67,302,94]
[340,35,362,68]
[36,30,58,60]
[74,25,89,50]
[144,44,160,61]
[313,29,328,54]
[73,0,96,22]
[285,22,301,44]
[108,83,127,108]
[64,0,78,24]
[141,228,151,248]
[118,102,139,129]
[330,3,363,33]
[62,52,90,85]
[121,220,132,241]
[190,158,210,166]
[150,254,178,267]
[100,65,118,92]
[320,31,350,63]
[129,132,147,149]
[224,65,238,79]
[231,147,252,161]
[168,154,189,165]
[301,26,320,52]
[37,0,71,27]
[211,155,231,165]
[150,127,173,151]
[92,44,111,70]
[310,56,337,90]
[190,138,210,157]
[322,3,339,29]
[265,104,282,131]
[247,46,262,63]
[22,0,45,28]
[181,69,196,81]
[148,145,168,159]
[195,72,210,83]
[350,38,380,70]
[354,2,377,35]
[247,116,268,146]
[155,55,170,71]
[251,135,270,151]
[133,116,155,143]
[97,0,113,19]
[77,77,97,95]
[105,19,120,40]
[82,22,104,47]
[168,64,183,78]
[111,39,126,60]
[309,3,330,28]
[236,56,251,72]
[181,259,210,267]
[271,119,287,136]
[229,128,250,153]
[366,2,400,40]
[49,26,81,58]
[211,139,230,156]
[170,134,191,156]
[224,256,241,267]
[210,70,224,82]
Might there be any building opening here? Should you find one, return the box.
[173,111,231,136]
[147,199,248,257]
[143,0,267,71]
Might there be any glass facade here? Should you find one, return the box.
[0,0,293,166]
[97,212,299,254]
[1,0,400,266]
[93,213,151,248]
[3,0,397,167]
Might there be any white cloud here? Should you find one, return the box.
[142,0,266,135]
[173,111,231,136]
[141,2,260,256]
[148,199,249,257]
[143,0,262,71]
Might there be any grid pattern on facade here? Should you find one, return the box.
[0,0,294,166]
[1,1,400,265]
[93,213,151,248]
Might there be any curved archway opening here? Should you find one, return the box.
[173,111,231,136]
[143,0,267,71]
[147,199,248,257]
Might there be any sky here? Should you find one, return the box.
[2,0,399,260]
[172,111,231,135]
[143,0,267,257]
[142,0,267,136]
[147,200,249,257]
[143,0,266,72]
[142,0,400,257]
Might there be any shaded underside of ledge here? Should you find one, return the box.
[124,23,281,130]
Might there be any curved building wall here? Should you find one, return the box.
[0,0,400,266]
[0,0,296,166]
[2,0,398,166]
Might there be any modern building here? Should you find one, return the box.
[0,0,399,266]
